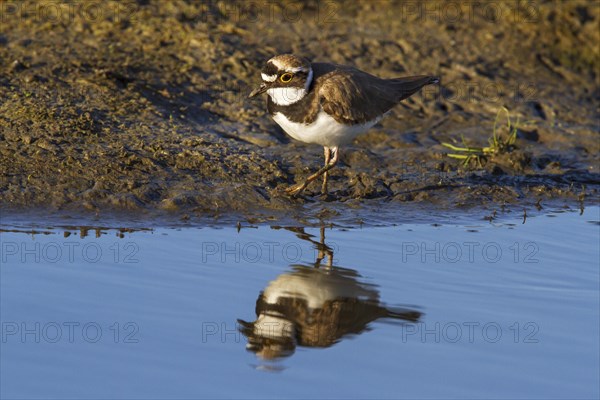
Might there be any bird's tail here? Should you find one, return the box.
[389,75,439,101]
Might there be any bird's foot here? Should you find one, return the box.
[285,181,309,197]
[319,191,335,201]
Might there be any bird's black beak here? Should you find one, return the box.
[248,82,268,98]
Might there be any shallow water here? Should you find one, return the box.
[1,207,599,399]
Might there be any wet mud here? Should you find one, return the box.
[1,1,598,224]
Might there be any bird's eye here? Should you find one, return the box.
[280,73,293,83]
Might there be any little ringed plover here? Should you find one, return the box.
[249,54,439,196]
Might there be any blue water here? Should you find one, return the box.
[1,207,599,399]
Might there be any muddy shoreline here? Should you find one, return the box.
[1,1,599,224]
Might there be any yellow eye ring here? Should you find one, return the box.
[280,73,293,83]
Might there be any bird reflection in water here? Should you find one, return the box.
[238,227,422,360]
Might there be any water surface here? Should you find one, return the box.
[1,207,599,399]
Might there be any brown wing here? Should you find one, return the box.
[317,67,438,125]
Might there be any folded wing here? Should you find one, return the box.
[318,68,438,125]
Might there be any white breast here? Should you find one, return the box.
[252,314,295,339]
[272,110,381,147]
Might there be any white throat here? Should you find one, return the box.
[267,68,313,106]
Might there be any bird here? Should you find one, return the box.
[249,54,439,197]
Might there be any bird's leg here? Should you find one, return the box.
[322,146,331,195]
[286,147,339,196]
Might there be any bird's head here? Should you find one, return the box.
[248,54,313,106]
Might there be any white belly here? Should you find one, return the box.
[272,110,381,147]
[262,270,377,310]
